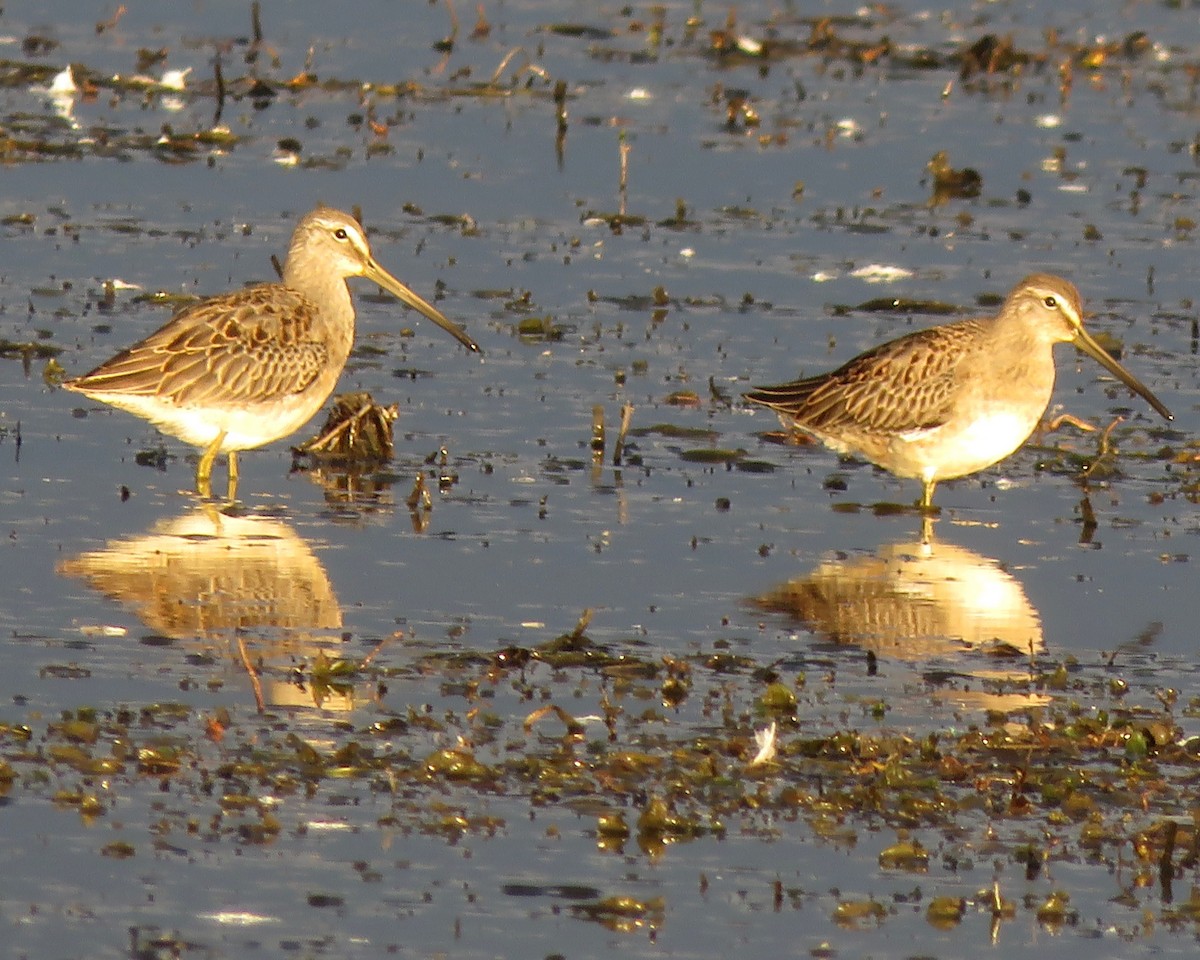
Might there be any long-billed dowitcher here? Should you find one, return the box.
[65,206,479,498]
[745,274,1172,509]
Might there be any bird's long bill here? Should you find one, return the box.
[1073,327,1171,421]
[364,258,480,353]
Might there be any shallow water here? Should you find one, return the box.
[1,1,1199,957]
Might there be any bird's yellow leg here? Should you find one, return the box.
[919,480,939,513]
[227,451,239,502]
[196,431,227,499]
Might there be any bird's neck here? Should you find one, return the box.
[984,312,1057,391]
[284,262,356,357]
[290,269,353,307]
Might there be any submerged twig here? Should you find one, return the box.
[553,79,568,129]
[95,5,126,34]
[1080,415,1123,479]
[591,404,605,459]
[471,4,491,39]
[212,59,226,127]
[613,403,634,466]
[618,130,630,219]
[1043,412,1097,434]
[245,1,280,66]
[1097,414,1123,457]
[406,472,432,511]
[358,632,400,671]
[488,46,522,85]
[236,634,266,714]
[481,47,549,87]
[251,1,264,46]
[554,78,568,165]
[524,703,586,738]
[1160,818,1178,903]
[1078,495,1097,544]
[430,0,459,67]
[568,608,593,641]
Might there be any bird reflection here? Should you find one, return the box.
[57,506,356,711]
[750,532,1048,712]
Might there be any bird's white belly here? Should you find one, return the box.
[99,393,324,452]
[895,409,1037,483]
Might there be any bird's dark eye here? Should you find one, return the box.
[1043,295,1057,308]
[334,228,348,240]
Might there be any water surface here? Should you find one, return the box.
[1,1,1199,957]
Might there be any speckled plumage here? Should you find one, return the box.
[69,287,330,409]
[745,274,1171,509]
[65,206,479,497]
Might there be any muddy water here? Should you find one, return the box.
[0,1,1198,957]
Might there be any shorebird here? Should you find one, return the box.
[65,206,479,498]
[745,274,1171,509]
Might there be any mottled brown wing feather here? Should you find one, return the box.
[67,284,329,405]
[746,320,986,435]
